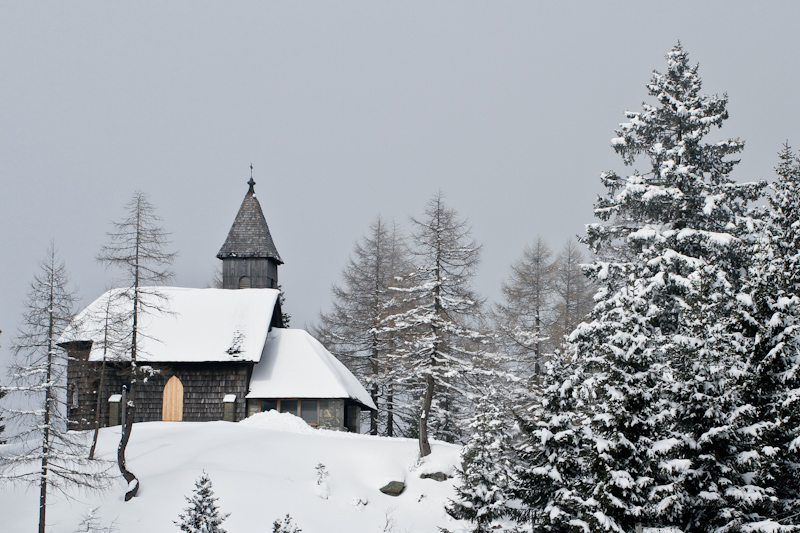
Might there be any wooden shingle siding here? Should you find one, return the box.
[66,346,252,428]
[221,258,278,289]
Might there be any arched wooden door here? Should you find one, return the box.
[162,376,184,421]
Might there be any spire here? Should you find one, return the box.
[216,173,283,263]
[248,164,255,194]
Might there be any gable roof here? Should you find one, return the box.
[246,328,377,411]
[60,287,281,363]
[217,184,283,262]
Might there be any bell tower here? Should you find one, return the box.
[217,171,283,289]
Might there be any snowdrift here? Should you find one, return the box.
[0,411,464,532]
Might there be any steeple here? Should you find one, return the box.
[217,171,283,289]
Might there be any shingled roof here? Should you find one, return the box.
[217,178,283,262]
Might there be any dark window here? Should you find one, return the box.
[301,400,318,424]
[345,405,360,433]
[256,399,319,425]
[280,399,298,415]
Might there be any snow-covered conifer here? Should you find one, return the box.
[388,192,486,455]
[447,388,516,532]
[175,472,230,533]
[737,145,800,526]
[272,514,301,533]
[528,43,766,531]
[509,350,595,531]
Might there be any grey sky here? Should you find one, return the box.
[2,3,798,367]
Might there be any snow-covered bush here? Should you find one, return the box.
[175,472,230,533]
[272,514,301,533]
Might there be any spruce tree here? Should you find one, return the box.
[272,515,301,533]
[582,42,765,531]
[737,145,800,526]
[510,351,594,531]
[519,44,765,531]
[175,472,230,533]
[447,389,516,532]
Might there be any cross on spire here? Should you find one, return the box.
[248,164,256,194]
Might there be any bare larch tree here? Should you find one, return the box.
[314,215,411,436]
[97,191,175,501]
[1,243,111,533]
[389,192,484,456]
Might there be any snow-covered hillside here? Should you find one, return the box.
[0,412,464,532]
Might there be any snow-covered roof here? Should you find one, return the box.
[246,328,377,410]
[60,287,280,363]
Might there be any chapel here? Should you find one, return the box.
[60,175,375,432]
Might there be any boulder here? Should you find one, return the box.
[379,481,405,496]
[420,472,449,482]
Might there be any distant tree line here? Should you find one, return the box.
[314,194,595,453]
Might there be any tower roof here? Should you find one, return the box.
[217,178,283,263]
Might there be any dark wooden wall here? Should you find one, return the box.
[221,258,278,289]
[66,343,253,429]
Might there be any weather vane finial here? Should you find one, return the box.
[248,163,256,194]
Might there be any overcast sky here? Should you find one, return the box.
[2,2,799,367]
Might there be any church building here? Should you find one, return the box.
[60,176,375,432]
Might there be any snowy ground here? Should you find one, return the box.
[0,412,465,533]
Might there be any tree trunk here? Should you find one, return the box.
[419,373,434,457]
[39,280,56,533]
[370,383,379,436]
[89,358,107,460]
[117,384,139,501]
[386,384,394,437]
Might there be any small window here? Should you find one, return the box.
[280,399,298,415]
[301,400,318,424]
[69,384,79,409]
[256,399,319,425]
[239,276,251,289]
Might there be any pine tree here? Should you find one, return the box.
[388,192,485,455]
[97,190,176,501]
[0,243,112,533]
[737,145,800,526]
[520,44,766,531]
[447,388,516,532]
[175,472,230,533]
[314,215,411,436]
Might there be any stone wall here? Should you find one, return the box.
[318,399,345,430]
